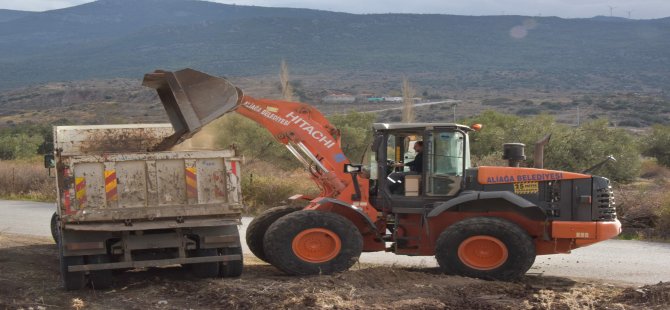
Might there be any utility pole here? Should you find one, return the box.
[608,5,616,17]
[452,105,456,123]
[577,107,581,126]
[401,77,416,123]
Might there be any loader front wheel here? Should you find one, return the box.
[263,210,363,275]
[435,217,535,281]
[246,205,304,262]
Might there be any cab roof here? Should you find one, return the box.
[372,123,473,132]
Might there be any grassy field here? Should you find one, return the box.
[0,159,54,202]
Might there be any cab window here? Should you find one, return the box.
[426,131,466,196]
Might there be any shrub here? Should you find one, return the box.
[241,162,317,215]
[0,160,55,201]
[465,111,641,182]
[642,125,670,167]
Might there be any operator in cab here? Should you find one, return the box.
[388,141,423,195]
[393,141,423,173]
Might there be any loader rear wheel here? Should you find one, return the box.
[246,205,304,262]
[435,217,535,281]
[263,210,362,275]
[219,247,243,278]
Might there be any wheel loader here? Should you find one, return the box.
[143,68,621,280]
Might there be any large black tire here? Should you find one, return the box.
[263,210,363,275]
[219,247,243,278]
[191,248,220,278]
[246,205,304,262]
[435,217,536,281]
[59,237,86,290]
[87,255,113,290]
[50,212,59,244]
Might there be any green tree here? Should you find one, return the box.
[328,111,375,163]
[465,111,641,182]
[0,133,43,160]
[544,119,640,182]
[642,125,670,167]
[213,111,375,169]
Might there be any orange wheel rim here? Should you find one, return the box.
[292,228,341,263]
[457,236,508,270]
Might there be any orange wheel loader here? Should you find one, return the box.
[143,68,621,280]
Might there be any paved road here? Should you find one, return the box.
[361,99,461,114]
[0,200,54,237]
[3,200,668,285]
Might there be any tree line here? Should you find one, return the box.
[2,111,669,183]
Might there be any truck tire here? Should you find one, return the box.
[59,238,86,290]
[435,217,536,281]
[87,255,113,290]
[246,205,303,262]
[191,248,220,278]
[50,212,59,244]
[219,247,243,278]
[263,210,363,275]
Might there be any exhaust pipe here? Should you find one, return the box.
[533,134,552,169]
[503,143,526,167]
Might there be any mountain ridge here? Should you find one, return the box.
[0,0,668,93]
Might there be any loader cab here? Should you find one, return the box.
[369,123,472,211]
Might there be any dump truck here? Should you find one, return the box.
[143,68,621,281]
[47,124,244,290]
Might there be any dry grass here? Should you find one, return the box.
[241,161,318,215]
[0,159,55,201]
[640,160,670,179]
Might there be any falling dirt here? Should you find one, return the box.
[0,233,666,309]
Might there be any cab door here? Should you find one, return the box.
[424,130,469,197]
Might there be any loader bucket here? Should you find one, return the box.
[142,68,242,150]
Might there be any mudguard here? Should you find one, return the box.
[427,191,546,221]
[310,197,382,239]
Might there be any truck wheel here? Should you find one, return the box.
[88,255,113,290]
[263,210,363,275]
[50,212,59,244]
[219,247,243,278]
[435,217,536,281]
[246,205,303,262]
[59,239,86,290]
[191,248,220,278]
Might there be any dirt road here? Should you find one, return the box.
[2,200,670,286]
[1,233,669,309]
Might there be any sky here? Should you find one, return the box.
[0,0,668,19]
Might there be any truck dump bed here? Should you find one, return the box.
[54,124,242,228]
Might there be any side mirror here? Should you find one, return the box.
[44,154,55,169]
[344,164,363,174]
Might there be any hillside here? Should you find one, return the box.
[0,0,669,93]
[1,77,667,128]
[0,9,34,22]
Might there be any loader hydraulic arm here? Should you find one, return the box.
[235,94,358,199]
[143,68,371,215]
